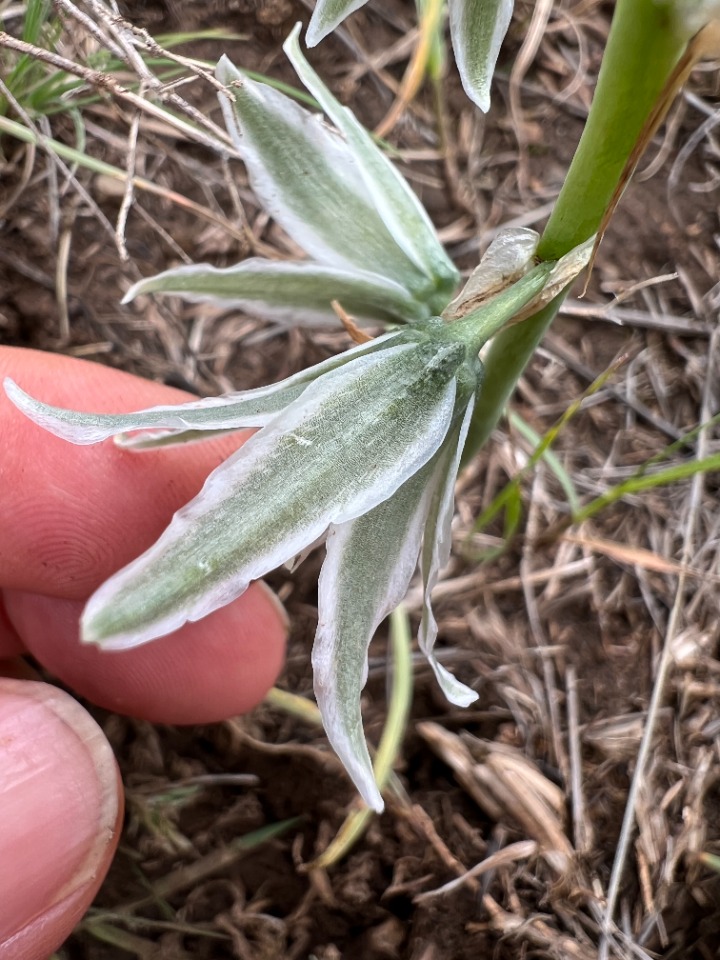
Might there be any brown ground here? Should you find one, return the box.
[2,1,720,958]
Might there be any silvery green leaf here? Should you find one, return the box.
[2,331,399,446]
[123,258,430,326]
[216,56,432,299]
[81,337,466,649]
[419,395,479,706]
[449,0,514,112]
[285,27,459,305]
[306,0,370,45]
[313,463,435,812]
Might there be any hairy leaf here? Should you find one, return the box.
[313,463,435,811]
[449,0,514,112]
[123,258,430,325]
[81,338,466,649]
[419,394,479,705]
[216,56,432,298]
[3,332,399,445]
[306,0,370,45]
[285,26,459,303]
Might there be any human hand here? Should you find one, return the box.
[0,347,288,959]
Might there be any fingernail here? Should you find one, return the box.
[0,679,122,955]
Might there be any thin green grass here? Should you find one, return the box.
[468,359,622,558]
[470,368,720,556]
[569,429,720,528]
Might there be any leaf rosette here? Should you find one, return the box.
[5,269,551,810]
[4,28,567,810]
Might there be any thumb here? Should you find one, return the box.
[0,677,122,959]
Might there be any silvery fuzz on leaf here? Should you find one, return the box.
[3,26,573,812]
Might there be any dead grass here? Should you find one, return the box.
[2,0,720,957]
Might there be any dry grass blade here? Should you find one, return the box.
[599,322,720,958]
[417,722,573,875]
[415,840,538,901]
[508,0,554,194]
[0,30,235,153]
[476,896,599,960]
[374,1,438,139]
[562,531,720,582]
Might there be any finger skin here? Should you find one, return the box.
[4,585,287,723]
[0,346,288,719]
[0,602,24,658]
[0,679,123,960]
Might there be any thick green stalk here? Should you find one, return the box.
[465,0,687,458]
[536,0,685,260]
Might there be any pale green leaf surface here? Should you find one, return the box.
[216,57,430,296]
[82,338,466,649]
[285,27,459,303]
[306,0,370,45]
[313,463,436,811]
[2,332,399,445]
[419,395,479,706]
[449,0,514,112]
[123,258,430,325]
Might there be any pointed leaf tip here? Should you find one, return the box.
[214,49,431,294]
[306,1,371,47]
[449,0,514,112]
[78,337,462,650]
[419,397,480,706]
[314,466,434,812]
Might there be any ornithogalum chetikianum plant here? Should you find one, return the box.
[3,26,581,811]
[5,2,716,809]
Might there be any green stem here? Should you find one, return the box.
[445,261,554,355]
[465,0,687,458]
[537,0,684,260]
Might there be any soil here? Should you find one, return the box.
[2,1,720,958]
